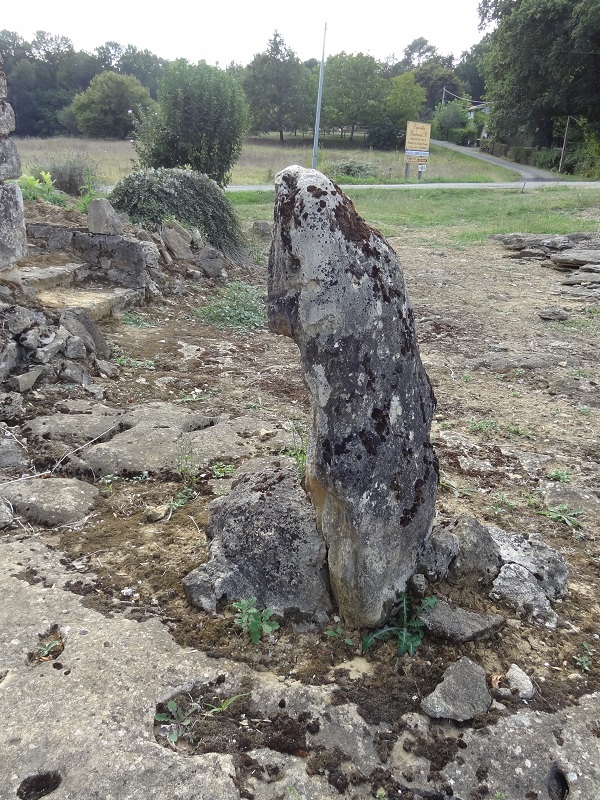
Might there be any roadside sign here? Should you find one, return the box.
[405,121,431,158]
[404,156,428,164]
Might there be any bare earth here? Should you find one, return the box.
[4,200,600,791]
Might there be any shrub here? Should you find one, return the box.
[448,126,478,146]
[533,148,561,170]
[25,151,104,196]
[367,117,402,151]
[14,173,68,207]
[134,59,248,186]
[110,168,242,252]
[327,159,379,180]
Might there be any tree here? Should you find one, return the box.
[432,99,469,139]
[134,59,248,186]
[71,71,154,138]
[243,32,313,141]
[117,46,166,98]
[386,73,427,129]
[399,38,439,70]
[413,61,466,116]
[455,37,491,102]
[322,52,387,140]
[368,73,426,150]
[482,0,600,145]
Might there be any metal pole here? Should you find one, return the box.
[558,115,571,173]
[312,23,327,170]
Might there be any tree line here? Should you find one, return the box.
[2,2,599,175]
[0,28,476,145]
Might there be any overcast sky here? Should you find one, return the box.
[2,0,486,66]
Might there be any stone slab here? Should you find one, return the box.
[0,477,98,525]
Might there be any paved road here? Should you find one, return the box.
[430,139,560,183]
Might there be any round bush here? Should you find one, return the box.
[110,168,242,253]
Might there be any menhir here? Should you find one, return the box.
[268,165,437,627]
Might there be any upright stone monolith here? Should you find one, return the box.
[268,166,438,627]
[0,54,27,272]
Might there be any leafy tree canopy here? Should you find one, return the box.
[134,59,248,186]
[71,71,154,138]
[483,0,600,144]
[243,31,314,140]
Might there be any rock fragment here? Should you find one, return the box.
[183,466,332,621]
[421,657,491,721]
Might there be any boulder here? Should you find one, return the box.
[420,599,505,643]
[268,166,437,628]
[86,198,125,235]
[183,466,332,621]
[59,308,111,359]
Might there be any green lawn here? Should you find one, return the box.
[229,185,600,247]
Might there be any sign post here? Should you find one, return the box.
[404,121,431,179]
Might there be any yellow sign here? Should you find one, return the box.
[405,121,431,158]
[404,156,428,164]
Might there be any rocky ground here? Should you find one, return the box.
[1,197,599,800]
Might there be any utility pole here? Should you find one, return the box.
[441,86,446,106]
[559,115,572,173]
[312,23,327,170]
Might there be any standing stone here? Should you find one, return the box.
[268,166,437,627]
[0,57,27,270]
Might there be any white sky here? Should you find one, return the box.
[2,0,485,66]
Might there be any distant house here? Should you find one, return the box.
[468,103,490,119]
[468,104,490,141]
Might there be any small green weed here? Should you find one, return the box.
[325,626,355,647]
[113,355,155,369]
[574,642,595,672]
[467,417,498,435]
[503,422,536,440]
[578,405,591,416]
[569,367,595,379]
[122,311,154,328]
[210,462,235,478]
[232,598,280,644]
[491,492,517,516]
[176,442,199,487]
[195,282,267,331]
[546,469,571,482]
[167,487,196,511]
[14,172,68,207]
[537,503,584,530]
[155,698,199,744]
[280,425,308,482]
[177,387,218,403]
[36,640,62,658]
[201,693,249,716]
[439,476,475,497]
[461,373,473,382]
[155,693,247,745]
[362,594,437,656]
